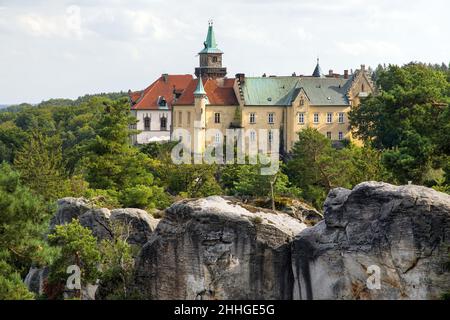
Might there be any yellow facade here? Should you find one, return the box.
[172,66,375,154]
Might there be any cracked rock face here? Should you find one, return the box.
[134,196,307,300]
[291,182,450,300]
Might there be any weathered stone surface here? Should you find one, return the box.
[291,182,450,300]
[111,208,160,246]
[24,267,49,296]
[79,208,113,240]
[49,197,91,230]
[134,196,307,300]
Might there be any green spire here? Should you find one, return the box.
[194,77,207,96]
[199,21,223,54]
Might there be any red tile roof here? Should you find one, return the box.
[130,74,193,110]
[175,78,238,105]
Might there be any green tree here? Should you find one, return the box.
[81,98,154,190]
[0,163,52,299]
[286,128,386,208]
[47,220,101,299]
[14,131,69,201]
[349,63,450,183]
[97,222,135,300]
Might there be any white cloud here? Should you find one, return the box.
[0,0,448,104]
[336,40,402,57]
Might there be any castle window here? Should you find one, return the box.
[212,56,218,63]
[268,113,274,124]
[338,132,343,140]
[313,113,319,123]
[326,132,332,139]
[144,116,151,131]
[214,132,221,144]
[338,112,344,123]
[327,112,333,123]
[268,130,273,143]
[249,113,256,124]
[214,112,221,123]
[160,116,167,131]
[298,113,304,124]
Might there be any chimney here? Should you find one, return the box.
[344,70,349,79]
[162,73,169,82]
[329,69,333,76]
[235,73,245,84]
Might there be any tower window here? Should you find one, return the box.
[212,56,218,63]
[268,113,274,124]
[249,113,256,124]
[144,116,151,131]
[214,112,221,123]
[313,113,319,123]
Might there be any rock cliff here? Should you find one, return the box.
[26,183,450,300]
[291,182,450,299]
[133,196,306,299]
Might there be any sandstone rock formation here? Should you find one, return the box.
[26,198,159,296]
[291,182,450,300]
[133,196,307,300]
[27,183,450,300]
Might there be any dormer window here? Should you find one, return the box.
[158,96,167,107]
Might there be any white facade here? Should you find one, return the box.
[131,109,171,144]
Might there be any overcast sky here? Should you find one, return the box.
[0,0,449,104]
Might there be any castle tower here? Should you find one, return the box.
[193,77,208,155]
[195,21,227,79]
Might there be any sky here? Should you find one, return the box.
[0,0,449,104]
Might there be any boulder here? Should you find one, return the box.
[49,198,91,230]
[291,182,450,300]
[111,208,160,246]
[133,196,307,300]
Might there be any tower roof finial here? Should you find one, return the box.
[194,77,207,96]
[199,20,223,54]
[312,57,324,78]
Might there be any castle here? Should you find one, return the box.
[129,22,375,153]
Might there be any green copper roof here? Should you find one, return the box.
[193,77,207,96]
[241,76,353,106]
[199,22,223,54]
